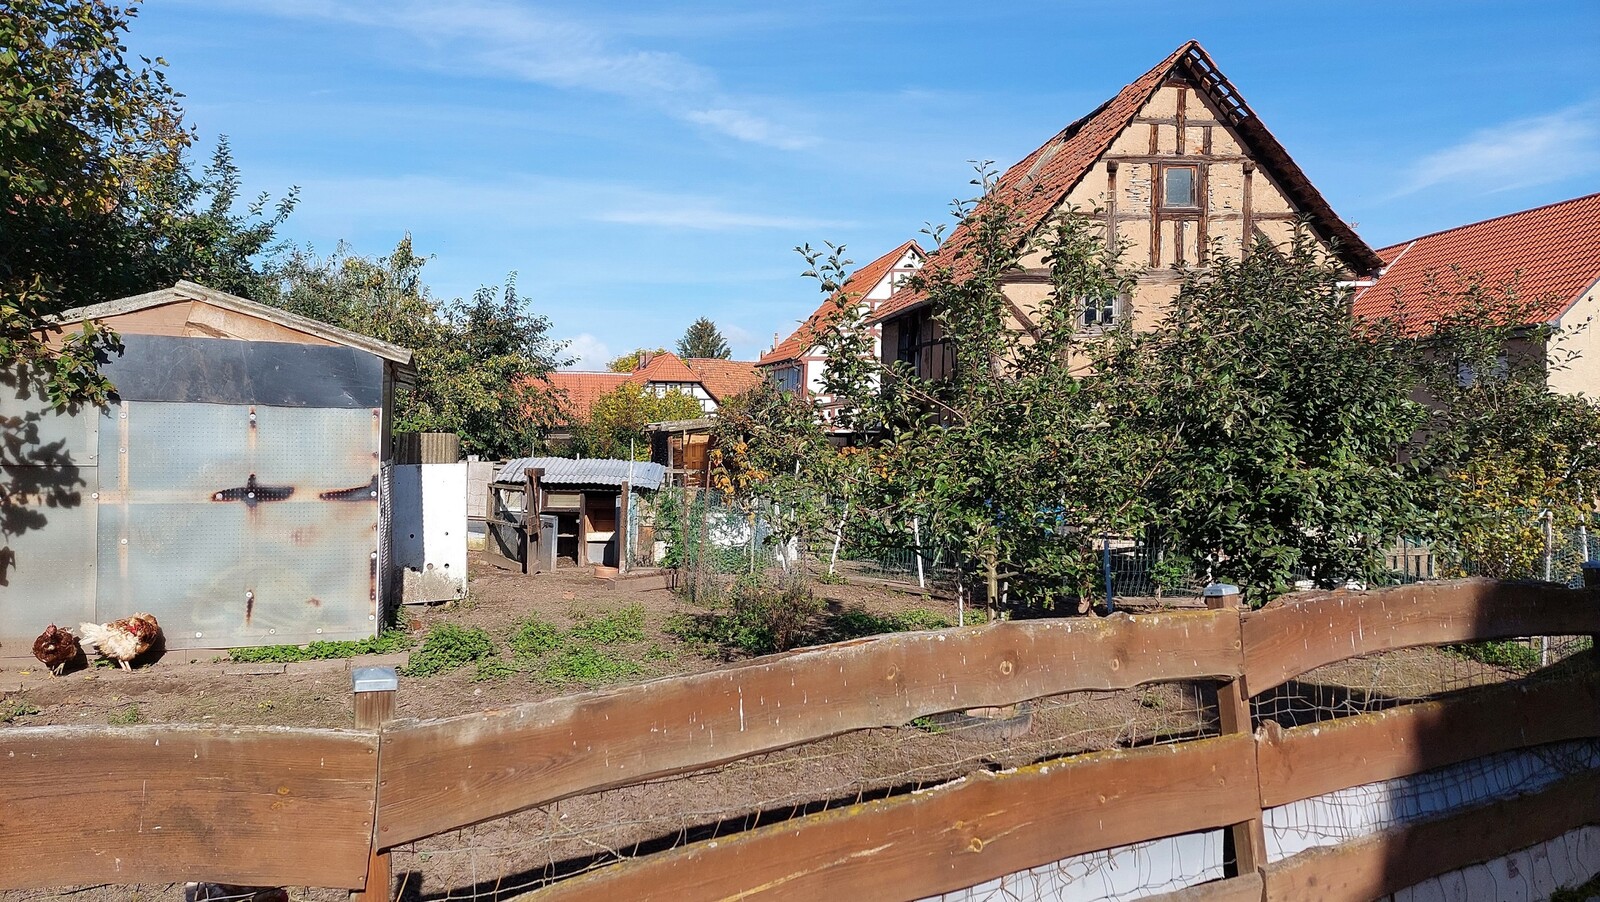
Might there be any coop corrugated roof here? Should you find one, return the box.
[496,457,667,490]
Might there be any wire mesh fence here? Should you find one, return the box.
[382,681,1223,899]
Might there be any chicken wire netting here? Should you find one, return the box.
[381,681,1224,900]
[1250,635,1597,729]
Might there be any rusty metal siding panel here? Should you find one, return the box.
[0,371,100,649]
[96,400,381,649]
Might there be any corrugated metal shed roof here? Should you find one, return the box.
[496,457,667,490]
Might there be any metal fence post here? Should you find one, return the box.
[353,667,398,902]
[1203,584,1265,880]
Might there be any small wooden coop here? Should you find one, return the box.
[485,457,666,573]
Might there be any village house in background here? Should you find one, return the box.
[0,281,415,652]
[544,351,761,445]
[1352,192,1600,397]
[870,40,1382,378]
[757,240,924,423]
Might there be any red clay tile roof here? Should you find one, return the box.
[871,41,1379,325]
[630,351,703,385]
[685,358,763,401]
[760,240,924,366]
[1352,193,1600,334]
[546,353,764,422]
[547,371,631,422]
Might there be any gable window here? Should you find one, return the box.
[771,365,801,393]
[1161,165,1198,210]
[1081,294,1121,329]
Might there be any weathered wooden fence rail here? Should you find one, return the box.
[0,578,1596,899]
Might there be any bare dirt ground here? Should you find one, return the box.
[0,553,961,730]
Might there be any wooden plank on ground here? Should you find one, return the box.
[0,724,379,890]
[1241,579,1600,695]
[1262,769,1600,902]
[527,734,1258,902]
[377,610,1243,845]
[1141,873,1264,902]
[1256,673,1600,807]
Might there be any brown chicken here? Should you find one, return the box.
[79,613,161,671]
[32,624,82,675]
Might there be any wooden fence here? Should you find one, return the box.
[1,578,1596,900]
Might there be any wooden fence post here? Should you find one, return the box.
[353,667,398,902]
[1204,583,1267,880]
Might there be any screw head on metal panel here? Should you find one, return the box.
[1202,583,1240,597]
[120,538,127,545]
[370,491,377,497]
[316,628,323,634]
[195,632,203,638]
[269,629,276,635]
[245,591,254,600]
[119,447,126,453]
[371,551,378,559]
[90,492,98,499]
[368,614,376,620]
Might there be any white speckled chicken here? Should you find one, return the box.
[79,613,161,671]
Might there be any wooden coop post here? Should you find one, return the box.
[524,468,542,574]
[1203,583,1266,878]
[353,666,398,902]
[617,480,631,573]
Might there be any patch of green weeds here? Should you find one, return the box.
[228,630,412,664]
[827,606,952,641]
[108,705,144,725]
[539,642,642,685]
[1445,640,1542,671]
[402,623,496,677]
[0,699,41,723]
[508,615,565,658]
[909,715,945,733]
[568,605,647,645]
[472,657,523,682]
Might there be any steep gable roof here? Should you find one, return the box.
[1352,193,1600,332]
[872,41,1380,323]
[630,351,702,384]
[760,240,924,367]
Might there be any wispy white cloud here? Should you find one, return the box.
[1395,101,1600,196]
[560,333,612,370]
[232,0,812,149]
[684,109,815,151]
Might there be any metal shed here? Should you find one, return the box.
[0,281,415,652]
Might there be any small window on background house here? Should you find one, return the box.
[1162,166,1197,209]
[1081,294,1120,329]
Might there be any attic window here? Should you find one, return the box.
[1161,165,1198,209]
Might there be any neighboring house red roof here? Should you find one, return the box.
[547,371,630,423]
[546,353,763,423]
[872,40,1379,324]
[1352,192,1600,333]
[686,358,763,400]
[630,351,703,384]
[760,240,924,367]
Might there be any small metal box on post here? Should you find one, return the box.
[1202,583,1266,879]
[352,666,398,902]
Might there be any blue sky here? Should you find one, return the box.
[129,1,1599,367]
